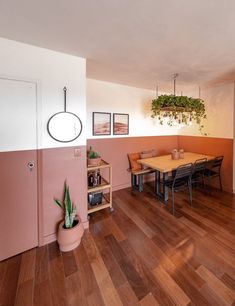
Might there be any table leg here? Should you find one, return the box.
[155,170,161,196]
[163,172,169,203]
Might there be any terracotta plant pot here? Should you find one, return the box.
[57,218,84,252]
[88,157,102,166]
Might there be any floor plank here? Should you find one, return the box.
[15,279,34,306]
[197,265,235,305]
[74,243,105,306]
[116,281,139,306]
[82,232,123,306]
[153,264,191,306]
[0,254,21,306]
[139,292,160,306]
[62,251,78,277]
[18,248,36,284]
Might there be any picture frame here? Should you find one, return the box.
[92,112,111,136]
[113,113,129,135]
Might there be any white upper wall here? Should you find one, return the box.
[179,83,234,139]
[0,37,86,150]
[87,78,234,140]
[87,78,180,139]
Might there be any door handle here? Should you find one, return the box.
[27,161,35,171]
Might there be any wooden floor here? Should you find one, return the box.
[1,184,235,306]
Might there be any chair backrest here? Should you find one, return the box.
[127,152,141,171]
[193,158,207,174]
[209,156,224,173]
[173,163,193,184]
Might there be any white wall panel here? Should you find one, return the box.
[179,83,234,139]
[86,78,180,139]
[0,79,37,152]
[0,37,86,150]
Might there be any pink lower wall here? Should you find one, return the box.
[0,145,88,257]
[87,136,178,190]
[88,135,233,193]
[0,150,38,260]
[178,136,233,192]
[39,145,88,245]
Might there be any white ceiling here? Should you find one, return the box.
[0,0,235,92]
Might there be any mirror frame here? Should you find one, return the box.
[47,111,83,143]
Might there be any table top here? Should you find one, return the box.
[138,152,215,173]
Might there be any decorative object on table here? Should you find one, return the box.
[179,149,184,159]
[151,74,207,134]
[113,113,129,135]
[171,149,180,160]
[87,146,102,166]
[88,191,103,206]
[54,182,84,252]
[93,112,111,135]
[47,87,83,142]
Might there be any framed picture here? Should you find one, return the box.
[92,112,111,136]
[113,113,129,135]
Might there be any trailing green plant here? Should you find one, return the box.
[88,146,100,159]
[151,95,207,134]
[54,182,77,229]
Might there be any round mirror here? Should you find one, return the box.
[47,111,82,143]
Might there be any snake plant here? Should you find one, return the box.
[54,182,77,228]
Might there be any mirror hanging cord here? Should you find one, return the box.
[63,87,67,112]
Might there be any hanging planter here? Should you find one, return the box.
[151,74,207,134]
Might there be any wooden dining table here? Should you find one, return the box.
[138,152,215,202]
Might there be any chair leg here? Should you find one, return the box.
[207,176,211,194]
[188,182,192,207]
[138,174,144,192]
[202,176,205,189]
[172,188,175,215]
[131,174,144,192]
[219,175,223,191]
[131,173,135,189]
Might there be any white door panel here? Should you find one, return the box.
[0,78,37,152]
[0,78,38,261]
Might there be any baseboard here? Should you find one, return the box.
[43,233,57,245]
[112,182,130,191]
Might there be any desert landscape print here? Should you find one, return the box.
[113,113,129,135]
[93,112,111,135]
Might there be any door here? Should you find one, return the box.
[0,78,38,261]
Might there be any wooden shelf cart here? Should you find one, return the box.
[87,159,113,215]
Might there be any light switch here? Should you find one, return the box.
[74,148,81,157]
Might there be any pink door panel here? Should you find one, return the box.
[0,79,38,261]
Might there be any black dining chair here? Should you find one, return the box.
[204,156,224,190]
[163,163,193,215]
[191,158,207,188]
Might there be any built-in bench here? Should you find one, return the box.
[127,150,156,192]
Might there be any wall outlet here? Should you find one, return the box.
[74,148,81,157]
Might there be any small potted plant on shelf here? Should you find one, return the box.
[87,146,102,166]
[54,182,84,252]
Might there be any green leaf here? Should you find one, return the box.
[65,184,72,214]
[54,199,62,209]
[54,181,77,228]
